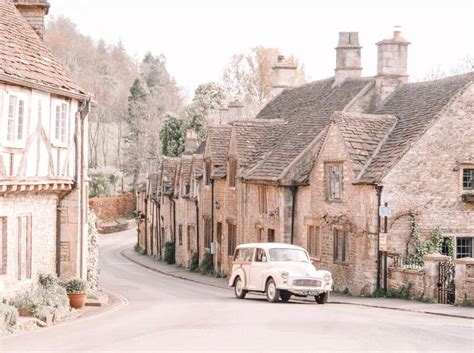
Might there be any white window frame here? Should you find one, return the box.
[3,91,28,148]
[51,98,69,147]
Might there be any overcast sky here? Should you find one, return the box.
[48,0,473,98]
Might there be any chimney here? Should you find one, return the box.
[13,0,50,40]
[184,130,198,153]
[218,106,229,125]
[227,100,244,121]
[334,32,362,86]
[271,55,298,99]
[375,27,410,104]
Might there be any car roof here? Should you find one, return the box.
[235,243,306,251]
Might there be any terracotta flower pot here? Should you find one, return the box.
[68,292,87,309]
[18,308,33,317]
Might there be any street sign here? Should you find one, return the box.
[379,206,392,217]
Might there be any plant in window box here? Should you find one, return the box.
[65,278,88,309]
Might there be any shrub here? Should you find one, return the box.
[164,241,175,264]
[189,251,199,272]
[387,283,412,300]
[65,278,88,294]
[134,243,145,255]
[199,252,214,275]
[0,303,18,331]
[87,210,100,291]
[39,273,59,289]
[89,166,123,197]
[12,289,36,311]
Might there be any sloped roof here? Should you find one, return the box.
[231,120,285,173]
[192,154,204,179]
[161,158,179,195]
[180,157,192,185]
[334,112,397,177]
[206,125,232,178]
[0,0,87,98]
[245,77,374,181]
[358,72,474,183]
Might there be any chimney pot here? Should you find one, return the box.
[277,55,285,63]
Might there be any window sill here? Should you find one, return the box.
[228,186,236,190]
[51,142,68,149]
[310,256,321,262]
[2,144,25,151]
[325,199,344,204]
[333,260,349,266]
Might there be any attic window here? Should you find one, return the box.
[463,169,474,190]
[326,163,343,201]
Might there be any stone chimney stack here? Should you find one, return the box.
[227,100,244,121]
[334,32,362,85]
[271,55,298,99]
[375,27,410,104]
[218,106,229,124]
[13,0,50,40]
[184,130,198,153]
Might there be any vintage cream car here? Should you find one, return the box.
[228,243,333,303]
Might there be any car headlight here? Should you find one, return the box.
[324,273,331,282]
[281,271,289,279]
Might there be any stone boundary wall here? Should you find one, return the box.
[89,193,136,224]
[388,267,424,299]
[455,257,474,305]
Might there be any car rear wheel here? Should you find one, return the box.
[266,278,280,303]
[280,291,291,303]
[234,277,247,299]
[315,292,328,304]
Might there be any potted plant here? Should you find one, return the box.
[13,290,36,317]
[65,278,88,309]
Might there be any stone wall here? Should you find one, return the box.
[454,257,474,305]
[89,193,136,224]
[387,267,424,299]
[0,193,58,294]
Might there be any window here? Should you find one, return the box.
[267,229,275,243]
[54,102,68,143]
[326,163,343,201]
[307,225,320,257]
[333,229,348,263]
[255,248,267,262]
[456,237,472,259]
[216,222,222,243]
[185,184,191,195]
[463,169,474,191]
[234,248,254,262]
[258,185,267,214]
[228,158,237,187]
[228,223,237,256]
[0,217,7,275]
[178,224,183,246]
[204,160,211,186]
[204,218,211,249]
[6,95,26,144]
[17,215,32,280]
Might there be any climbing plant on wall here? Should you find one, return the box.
[407,212,448,266]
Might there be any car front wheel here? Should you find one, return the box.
[234,277,247,299]
[266,278,280,303]
[315,292,328,304]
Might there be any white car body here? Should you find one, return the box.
[228,243,333,303]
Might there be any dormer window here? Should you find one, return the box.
[4,94,27,146]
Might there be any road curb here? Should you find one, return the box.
[121,248,473,320]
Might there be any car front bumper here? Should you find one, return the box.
[278,278,333,296]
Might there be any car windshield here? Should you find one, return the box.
[268,248,309,262]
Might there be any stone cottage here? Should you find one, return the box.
[136,29,473,300]
[0,0,92,294]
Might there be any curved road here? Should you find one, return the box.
[1,230,473,352]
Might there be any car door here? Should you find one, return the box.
[235,247,254,290]
[248,248,267,291]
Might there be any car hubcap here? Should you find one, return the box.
[236,280,242,295]
[268,282,275,299]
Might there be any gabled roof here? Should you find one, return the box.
[333,112,397,178]
[0,0,88,99]
[245,77,374,182]
[191,154,204,179]
[161,158,179,195]
[358,72,474,183]
[231,120,285,173]
[205,125,232,179]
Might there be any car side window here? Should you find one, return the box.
[243,248,254,262]
[233,249,241,261]
[254,248,267,262]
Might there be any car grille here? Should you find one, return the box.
[293,279,322,287]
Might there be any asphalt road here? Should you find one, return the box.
[1,230,473,352]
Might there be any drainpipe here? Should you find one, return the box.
[211,179,215,265]
[157,200,161,259]
[195,198,200,259]
[56,200,63,277]
[290,185,297,245]
[144,196,148,254]
[375,185,383,290]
